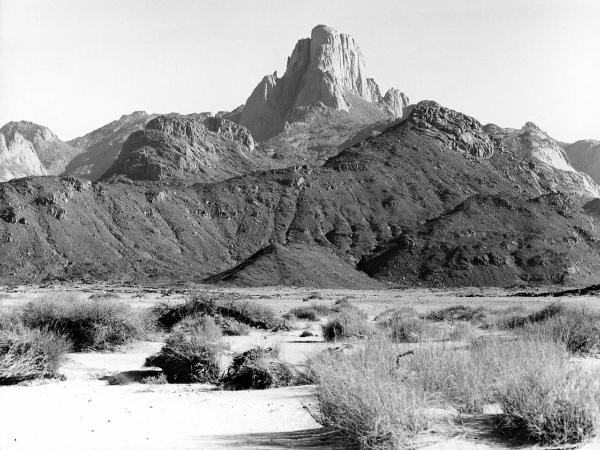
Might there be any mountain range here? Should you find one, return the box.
[1,25,599,288]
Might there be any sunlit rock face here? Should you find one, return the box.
[237,25,409,141]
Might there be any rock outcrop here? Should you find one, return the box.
[235,25,409,141]
[400,101,494,158]
[65,111,156,180]
[0,131,46,182]
[0,121,82,175]
[564,140,600,184]
[101,114,270,182]
[484,122,600,198]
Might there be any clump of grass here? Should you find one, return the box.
[144,329,224,384]
[308,338,431,449]
[151,294,278,331]
[219,317,251,336]
[285,304,332,321]
[0,325,70,384]
[382,316,433,343]
[424,305,487,325]
[499,303,564,329]
[321,310,373,342]
[497,365,600,445]
[173,315,222,341]
[221,346,295,390]
[310,332,600,447]
[519,307,600,355]
[20,297,143,351]
[142,373,167,384]
[106,373,133,385]
[330,298,357,313]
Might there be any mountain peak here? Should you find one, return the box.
[236,25,409,140]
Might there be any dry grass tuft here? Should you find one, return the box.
[284,303,332,321]
[519,307,600,355]
[308,338,431,449]
[321,310,373,342]
[309,334,600,447]
[152,294,278,331]
[144,328,224,384]
[20,296,143,351]
[0,324,70,384]
[221,346,295,390]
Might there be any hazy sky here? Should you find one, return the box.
[1,0,599,142]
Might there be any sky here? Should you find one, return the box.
[1,0,599,143]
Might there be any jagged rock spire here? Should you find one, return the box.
[237,25,409,141]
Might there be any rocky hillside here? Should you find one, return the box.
[0,130,47,182]
[2,101,600,287]
[0,113,156,182]
[102,114,276,183]
[0,122,80,178]
[484,123,600,198]
[564,140,600,184]
[64,111,156,180]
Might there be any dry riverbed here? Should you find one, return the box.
[1,285,600,449]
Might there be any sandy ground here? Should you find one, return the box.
[2,286,600,449]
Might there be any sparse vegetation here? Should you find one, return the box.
[221,346,295,390]
[144,329,223,384]
[321,310,373,342]
[20,296,143,351]
[308,338,431,449]
[497,364,600,445]
[285,303,331,321]
[309,331,600,447]
[499,302,564,329]
[519,307,600,355]
[0,325,70,384]
[152,294,278,331]
[424,304,487,325]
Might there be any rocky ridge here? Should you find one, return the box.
[101,114,273,182]
[2,101,600,287]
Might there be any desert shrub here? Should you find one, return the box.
[519,307,600,355]
[144,329,223,383]
[173,315,222,341]
[424,305,487,325]
[321,310,372,342]
[219,317,251,336]
[20,297,142,351]
[142,373,167,384]
[499,302,564,329]
[330,298,358,313]
[308,338,431,449]
[151,294,277,331]
[221,347,295,390]
[286,304,332,321]
[381,317,433,343]
[218,300,278,329]
[0,325,70,384]
[497,361,600,444]
[106,373,132,385]
[405,336,571,414]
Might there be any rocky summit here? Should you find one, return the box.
[233,25,409,141]
[1,25,600,289]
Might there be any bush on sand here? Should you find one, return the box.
[221,347,295,390]
[20,297,142,351]
[0,325,70,384]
